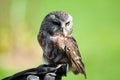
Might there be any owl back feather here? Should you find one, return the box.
[64,37,86,78]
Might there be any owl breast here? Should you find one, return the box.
[42,35,69,65]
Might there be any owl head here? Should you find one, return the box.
[40,11,73,36]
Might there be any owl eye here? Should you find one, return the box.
[65,22,70,27]
[52,21,60,26]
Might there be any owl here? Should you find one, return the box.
[37,11,86,78]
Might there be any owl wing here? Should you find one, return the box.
[64,37,86,78]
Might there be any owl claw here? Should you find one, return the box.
[27,75,40,80]
[44,73,56,80]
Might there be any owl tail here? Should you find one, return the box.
[71,58,87,79]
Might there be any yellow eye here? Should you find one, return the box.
[65,22,70,27]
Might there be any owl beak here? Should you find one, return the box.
[63,29,67,36]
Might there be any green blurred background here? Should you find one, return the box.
[0,0,120,80]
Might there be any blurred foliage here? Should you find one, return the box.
[0,0,120,80]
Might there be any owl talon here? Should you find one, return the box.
[27,75,40,80]
[44,73,56,80]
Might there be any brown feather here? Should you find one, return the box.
[64,37,86,78]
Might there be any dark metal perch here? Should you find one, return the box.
[2,64,68,80]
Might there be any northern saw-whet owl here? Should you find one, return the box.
[37,11,86,78]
